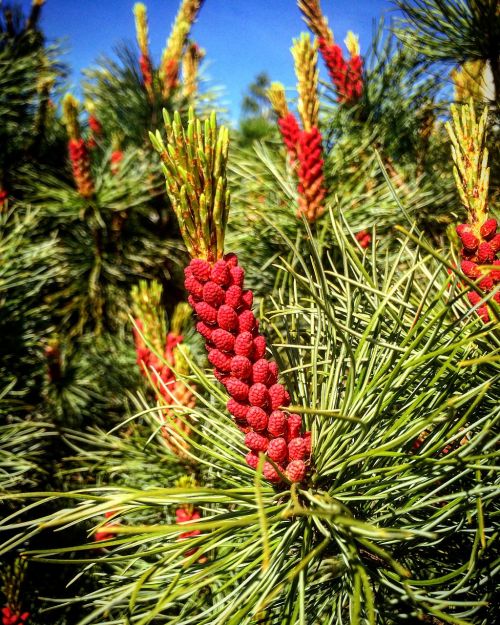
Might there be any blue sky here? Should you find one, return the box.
[19,0,397,119]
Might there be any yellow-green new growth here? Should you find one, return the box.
[446,100,490,227]
[134,3,150,57]
[62,93,80,139]
[150,108,230,261]
[292,33,319,132]
[160,0,204,94]
[131,280,166,355]
[267,82,289,119]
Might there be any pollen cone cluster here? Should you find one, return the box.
[298,0,363,103]
[132,282,195,456]
[160,0,204,96]
[184,255,311,483]
[268,38,326,222]
[153,109,311,483]
[291,34,326,222]
[63,94,94,198]
[1,607,29,625]
[267,82,301,163]
[134,3,153,94]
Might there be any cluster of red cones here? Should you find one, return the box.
[68,138,94,198]
[2,607,29,625]
[184,254,310,484]
[318,38,363,104]
[457,218,500,322]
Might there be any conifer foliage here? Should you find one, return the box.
[0,1,499,625]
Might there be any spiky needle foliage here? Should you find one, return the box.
[2,214,498,624]
[2,104,499,624]
[394,0,500,103]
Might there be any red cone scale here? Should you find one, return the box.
[184,254,310,483]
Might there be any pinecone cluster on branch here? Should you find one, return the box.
[152,109,311,483]
[131,281,196,455]
[298,0,363,103]
[447,102,500,322]
[267,34,326,223]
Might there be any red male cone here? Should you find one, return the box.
[62,94,94,198]
[151,109,311,483]
[298,0,363,104]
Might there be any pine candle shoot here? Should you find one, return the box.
[447,101,500,322]
[151,109,311,483]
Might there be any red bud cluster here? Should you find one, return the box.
[94,511,118,542]
[163,58,180,93]
[457,219,500,322]
[176,507,201,539]
[87,114,102,149]
[139,53,153,91]
[176,506,205,558]
[133,323,194,452]
[88,115,102,135]
[318,38,363,104]
[355,230,371,249]
[68,138,94,198]
[0,189,7,209]
[184,254,311,484]
[1,607,29,625]
[110,150,124,175]
[277,112,301,163]
[297,127,326,222]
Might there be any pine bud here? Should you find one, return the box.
[202,281,226,307]
[225,377,250,402]
[252,335,267,360]
[227,398,250,420]
[211,259,231,286]
[248,383,270,408]
[218,304,239,331]
[208,349,232,372]
[288,437,307,461]
[245,431,269,452]
[190,258,211,282]
[238,310,256,333]
[247,406,269,431]
[268,410,286,436]
[268,384,287,410]
[263,461,282,482]
[267,437,288,463]
[480,218,497,239]
[286,459,306,483]
[195,301,218,324]
[252,359,270,384]
[225,284,242,308]
[230,355,253,379]
[212,328,235,352]
[234,332,254,357]
[477,242,494,263]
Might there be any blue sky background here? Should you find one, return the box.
[17,0,399,119]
